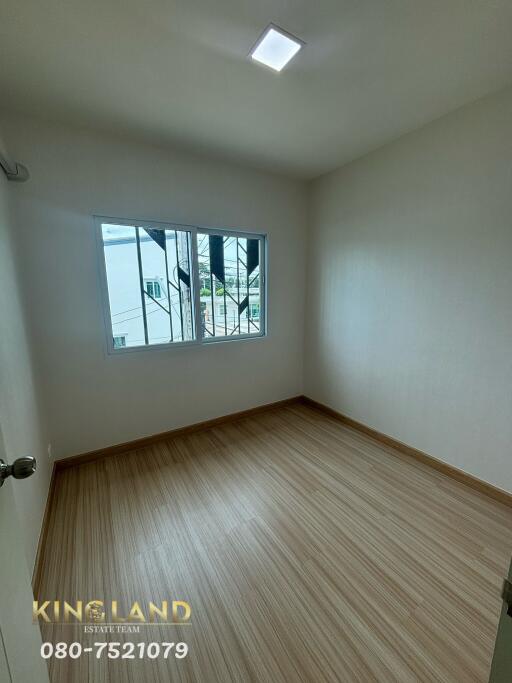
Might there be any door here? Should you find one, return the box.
[0,424,49,682]
[489,558,512,682]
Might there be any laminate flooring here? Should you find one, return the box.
[37,403,512,682]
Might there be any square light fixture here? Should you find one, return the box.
[249,24,304,72]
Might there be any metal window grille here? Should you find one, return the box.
[97,218,266,351]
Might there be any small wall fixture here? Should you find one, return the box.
[249,24,305,72]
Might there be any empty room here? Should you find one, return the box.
[1,1,512,681]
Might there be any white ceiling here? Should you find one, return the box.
[2,0,512,178]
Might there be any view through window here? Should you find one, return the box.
[197,232,262,338]
[99,220,265,350]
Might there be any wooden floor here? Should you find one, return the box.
[37,403,512,682]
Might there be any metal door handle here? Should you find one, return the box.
[0,456,36,487]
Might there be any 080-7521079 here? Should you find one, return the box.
[40,641,188,659]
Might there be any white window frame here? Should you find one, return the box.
[95,216,267,354]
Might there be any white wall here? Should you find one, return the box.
[306,86,512,493]
[0,160,51,569]
[2,116,307,459]
[4,84,510,497]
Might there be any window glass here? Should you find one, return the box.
[197,232,262,339]
[100,221,265,350]
[101,224,194,347]
[102,225,146,348]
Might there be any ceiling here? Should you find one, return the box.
[2,0,512,178]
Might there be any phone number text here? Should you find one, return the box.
[41,641,188,659]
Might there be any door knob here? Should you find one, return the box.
[0,456,36,487]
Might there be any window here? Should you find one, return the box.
[145,279,162,299]
[98,218,266,351]
[113,335,127,348]
[250,303,260,320]
[197,231,263,339]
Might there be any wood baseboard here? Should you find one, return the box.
[301,395,512,508]
[32,461,58,595]
[56,396,303,470]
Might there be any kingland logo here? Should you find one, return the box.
[33,600,191,633]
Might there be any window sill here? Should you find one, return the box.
[104,331,267,357]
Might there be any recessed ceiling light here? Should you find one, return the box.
[249,24,304,72]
